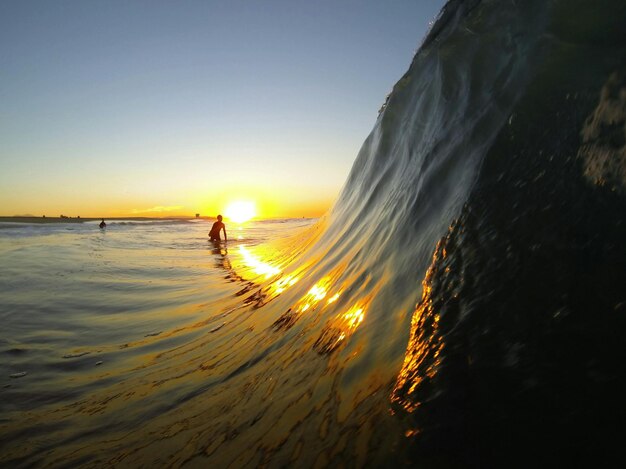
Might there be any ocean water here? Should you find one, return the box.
[0,218,327,465]
[2,0,626,467]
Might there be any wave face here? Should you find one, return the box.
[2,1,625,467]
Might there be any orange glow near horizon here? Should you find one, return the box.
[0,191,336,220]
[1,186,334,219]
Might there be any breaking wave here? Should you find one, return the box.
[2,1,625,467]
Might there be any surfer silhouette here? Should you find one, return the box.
[99,219,106,229]
[209,215,227,242]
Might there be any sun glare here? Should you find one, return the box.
[225,201,256,223]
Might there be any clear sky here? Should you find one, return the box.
[1,0,445,219]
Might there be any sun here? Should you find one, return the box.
[224,200,256,223]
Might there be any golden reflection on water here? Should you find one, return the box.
[271,274,299,295]
[308,283,327,301]
[296,277,333,312]
[238,245,281,278]
[235,233,367,355]
[313,299,370,355]
[233,243,305,308]
[391,241,445,413]
[327,293,340,304]
[342,304,365,330]
[272,271,349,331]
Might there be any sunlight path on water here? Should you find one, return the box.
[238,245,281,278]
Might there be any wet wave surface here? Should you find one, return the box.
[2,0,626,467]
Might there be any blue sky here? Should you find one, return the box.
[0,0,446,217]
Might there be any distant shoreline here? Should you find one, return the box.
[0,216,209,224]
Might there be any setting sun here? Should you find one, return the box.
[224,201,256,223]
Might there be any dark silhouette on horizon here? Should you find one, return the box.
[99,219,106,229]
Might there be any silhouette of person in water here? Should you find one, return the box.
[209,215,227,242]
[99,219,106,229]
